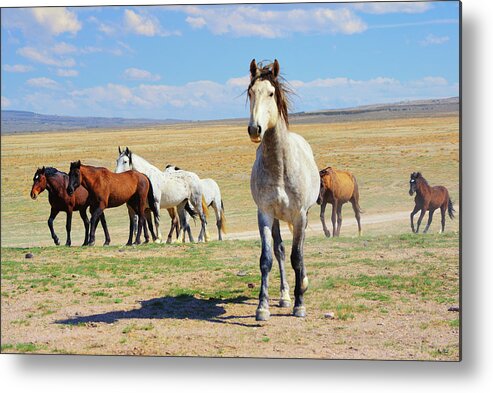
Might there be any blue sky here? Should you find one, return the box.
[1,1,460,120]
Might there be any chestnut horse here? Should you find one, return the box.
[409,172,455,233]
[30,167,110,246]
[317,166,362,237]
[67,161,158,246]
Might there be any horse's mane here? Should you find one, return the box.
[44,167,66,177]
[412,171,429,186]
[248,61,294,126]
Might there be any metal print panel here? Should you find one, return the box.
[0,1,461,360]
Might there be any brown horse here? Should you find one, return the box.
[409,172,455,233]
[67,161,158,246]
[30,167,110,246]
[317,166,362,237]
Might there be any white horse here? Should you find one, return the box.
[165,165,226,241]
[247,59,319,321]
[115,147,209,243]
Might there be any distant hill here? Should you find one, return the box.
[290,96,459,124]
[0,111,185,134]
[1,97,459,134]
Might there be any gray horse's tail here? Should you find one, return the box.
[448,198,455,220]
[220,200,227,234]
[185,201,198,222]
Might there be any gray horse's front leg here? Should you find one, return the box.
[256,210,274,321]
[272,219,290,308]
[291,212,309,318]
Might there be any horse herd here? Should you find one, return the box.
[29,59,456,321]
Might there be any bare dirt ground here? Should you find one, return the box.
[1,115,460,360]
[1,231,459,360]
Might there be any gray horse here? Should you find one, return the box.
[247,59,319,321]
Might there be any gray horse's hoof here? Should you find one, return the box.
[256,308,270,321]
[293,306,306,318]
[88,241,95,247]
[279,299,291,308]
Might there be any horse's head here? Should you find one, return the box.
[409,172,421,196]
[247,59,289,143]
[115,146,133,173]
[67,160,82,196]
[30,167,47,200]
[164,164,181,173]
[317,167,333,204]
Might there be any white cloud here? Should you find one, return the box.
[71,83,148,108]
[57,69,79,77]
[123,9,179,37]
[26,77,60,90]
[3,64,33,73]
[31,7,81,36]
[123,68,161,81]
[1,96,12,108]
[51,42,78,55]
[226,75,250,88]
[15,73,458,120]
[353,2,432,14]
[18,46,76,68]
[180,5,366,37]
[420,34,450,46]
[291,75,457,110]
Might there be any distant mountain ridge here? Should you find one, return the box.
[1,97,459,134]
[1,111,185,134]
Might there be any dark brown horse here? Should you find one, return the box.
[409,172,455,233]
[30,167,110,246]
[67,161,158,246]
[317,166,362,237]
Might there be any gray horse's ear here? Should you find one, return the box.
[118,146,122,154]
[250,59,257,79]
[273,59,280,78]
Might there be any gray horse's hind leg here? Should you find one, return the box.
[291,212,309,318]
[256,210,274,321]
[194,200,208,243]
[272,219,291,308]
[211,202,223,241]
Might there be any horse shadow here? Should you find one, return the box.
[55,295,263,328]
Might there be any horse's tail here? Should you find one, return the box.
[220,200,227,234]
[184,201,198,221]
[448,198,456,220]
[352,174,363,214]
[201,195,208,218]
[146,176,160,219]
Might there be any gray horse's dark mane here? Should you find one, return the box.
[247,61,294,126]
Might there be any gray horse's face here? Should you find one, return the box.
[248,78,278,143]
[115,151,132,173]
